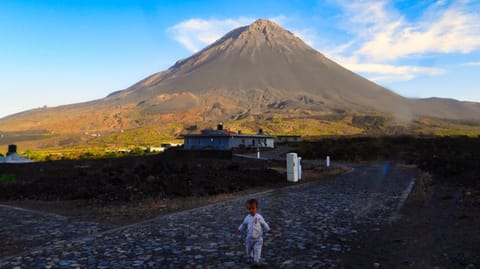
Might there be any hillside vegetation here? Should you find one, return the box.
[2,113,480,155]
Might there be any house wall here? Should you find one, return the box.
[184,136,231,150]
[184,136,274,149]
[266,138,275,148]
[229,137,274,148]
[230,137,267,148]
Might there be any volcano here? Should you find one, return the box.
[108,19,410,117]
[1,19,479,149]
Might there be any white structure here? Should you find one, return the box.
[326,156,330,167]
[147,143,182,153]
[286,152,299,182]
[148,147,166,153]
[183,125,274,150]
[2,153,33,163]
[0,145,33,163]
[298,157,302,180]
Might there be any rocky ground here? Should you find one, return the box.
[0,151,283,202]
[344,172,480,269]
[0,163,424,268]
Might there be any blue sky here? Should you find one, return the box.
[1,0,479,118]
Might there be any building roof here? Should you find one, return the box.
[183,133,274,139]
[0,153,33,163]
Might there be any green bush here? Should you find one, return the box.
[79,151,96,159]
[0,174,16,183]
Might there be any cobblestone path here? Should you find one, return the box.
[0,164,417,268]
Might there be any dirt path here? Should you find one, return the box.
[1,163,417,268]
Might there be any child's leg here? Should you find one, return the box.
[245,238,254,258]
[253,237,263,263]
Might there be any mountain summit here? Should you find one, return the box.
[1,19,479,148]
[112,18,408,116]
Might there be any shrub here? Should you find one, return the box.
[0,174,16,183]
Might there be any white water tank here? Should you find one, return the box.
[286,153,298,182]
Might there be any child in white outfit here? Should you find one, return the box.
[236,198,270,266]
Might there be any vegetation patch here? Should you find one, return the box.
[0,174,16,183]
[0,130,52,145]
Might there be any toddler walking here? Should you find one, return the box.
[235,198,270,266]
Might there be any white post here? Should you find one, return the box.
[298,157,302,180]
[287,153,298,182]
[257,148,260,159]
[326,156,330,167]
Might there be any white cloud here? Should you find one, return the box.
[167,17,254,52]
[346,63,443,80]
[461,61,480,67]
[336,0,480,61]
[291,28,317,47]
[330,55,444,82]
[324,0,480,81]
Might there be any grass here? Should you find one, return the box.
[413,118,480,136]
[223,117,364,136]
[21,146,158,161]
[0,174,16,183]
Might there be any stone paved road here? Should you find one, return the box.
[0,164,417,269]
[0,205,114,258]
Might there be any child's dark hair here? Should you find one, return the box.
[246,198,259,208]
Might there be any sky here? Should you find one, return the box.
[1,0,479,118]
